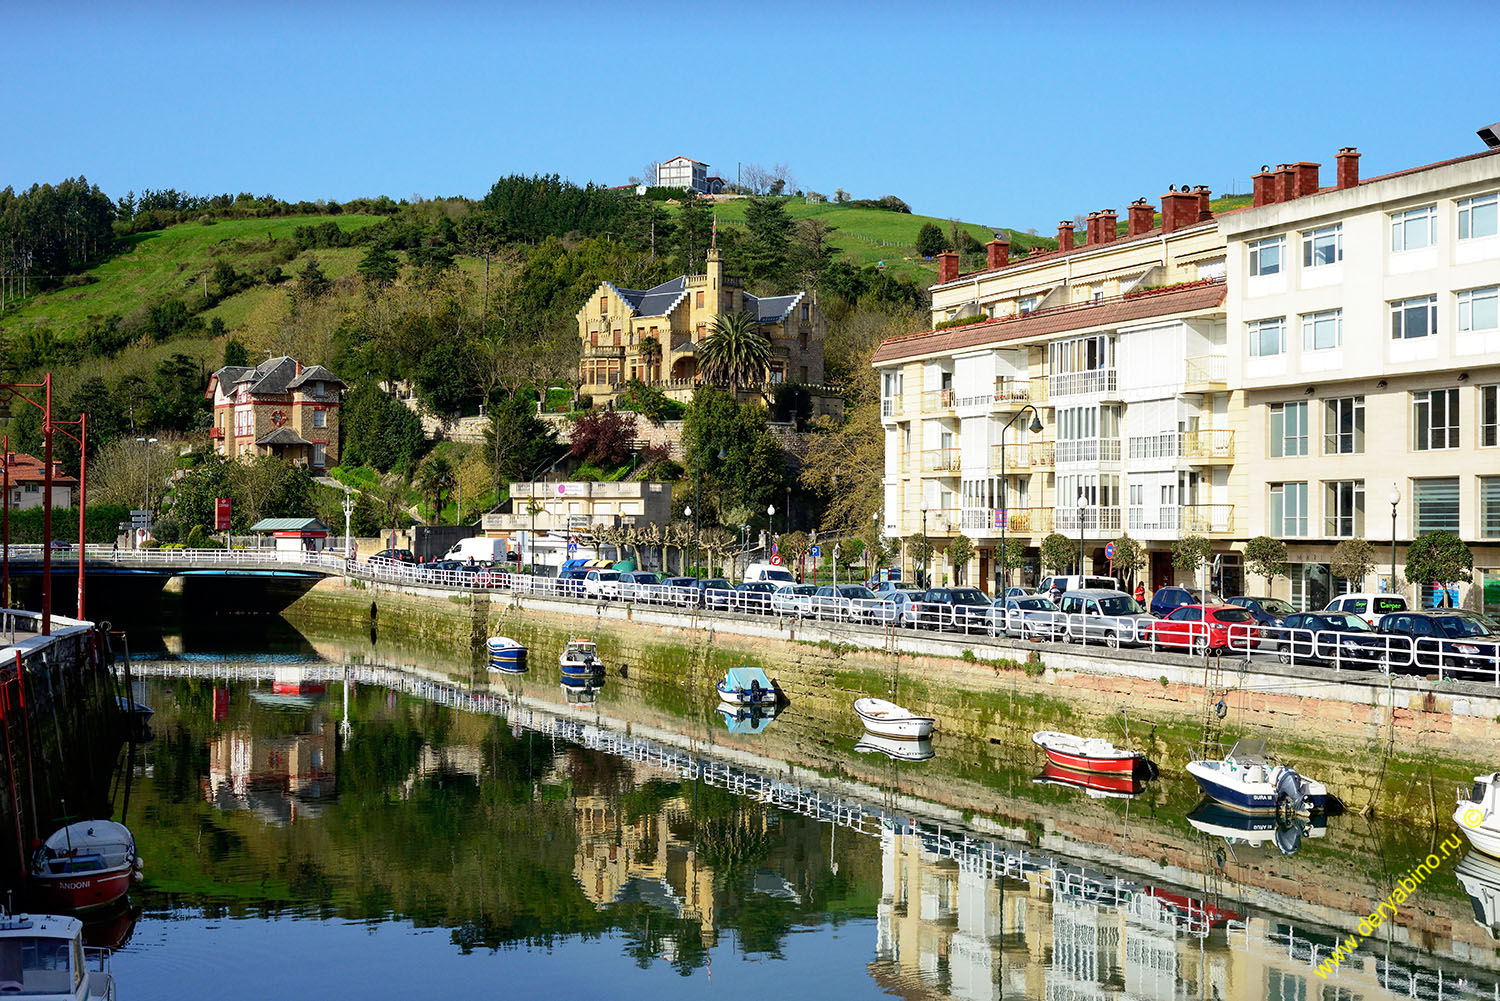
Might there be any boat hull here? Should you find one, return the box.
[854,704,935,740]
[716,684,777,706]
[31,867,133,914]
[487,648,527,674]
[1455,805,1500,859]
[1039,747,1138,775]
[1038,761,1142,796]
[1186,762,1327,814]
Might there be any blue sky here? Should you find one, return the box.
[4,1,1496,231]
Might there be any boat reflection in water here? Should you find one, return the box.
[1187,799,1327,856]
[561,678,603,707]
[854,732,934,762]
[715,702,782,734]
[1456,850,1500,939]
[1032,760,1145,798]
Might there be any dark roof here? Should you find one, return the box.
[248,517,329,533]
[746,291,803,324]
[871,280,1227,365]
[286,364,345,389]
[256,428,312,446]
[212,357,342,398]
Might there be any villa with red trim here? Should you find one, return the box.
[205,357,345,472]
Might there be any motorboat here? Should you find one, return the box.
[559,639,603,678]
[29,821,140,915]
[1455,773,1500,857]
[485,636,528,673]
[1187,799,1326,855]
[716,702,782,734]
[1185,739,1327,814]
[0,909,116,999]
[716,667,779,706]
[1455,851,1500,939]
[854,732,934,762]
[1032,761,1143,798]
[1031,730,1146,775]
[853,698,935,740]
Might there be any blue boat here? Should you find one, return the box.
[1187,799,1326,855]
[486,636,528,673]
[716,667,778,706]
[717,702,782,734]
[1185,739,1327,815]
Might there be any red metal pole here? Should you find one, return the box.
[75,413,86,621]
[41,374,52,636]
[2,432,8,610]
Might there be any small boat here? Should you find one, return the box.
[717,703,781,734]
[30,821,140,914]
[854,732,934,762]
[559,639,603,677]
[1187,799,1326,854]
[716,667,779,706]
[0,909,116,999]
[1185,739,1327,814]
[485,636,528,673]
[114,696,153,724]
[1031,730,1146,775]
[560,680,599,706]
[1455,773,1500,858]
[1033,761,1142,798]
[853,697,934,740]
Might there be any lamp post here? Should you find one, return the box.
[1389,486,1401,595]
[998,405,1045,596]
[685,504,696,577]
[135,436,159,533]
[920,501,930,587]
[342,485,356,563]
[1076,490,1088,576]
[52,414,88,619]
[872,508,881,580]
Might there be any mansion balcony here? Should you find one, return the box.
[582,344,625,359]
[1183,354,1228,394]
[989,440,1056,470]
[920,388,956,415]
[1055,507,1124,535]
[960,505,1053,536]
[1055,438,1122,465]
[921,448,962,474]
[1049,368,1118,400]
[1126,429,1235,464]
[209,427,224,440]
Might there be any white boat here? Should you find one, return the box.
[854,732,934,761]
[853,697,934,740]
[30,821,139,913]
[1031,730,1146,776]
[559,639,602,676]
[716,667,778,706]
[1456,850,1500,939]
[0,909,116,999]
[485,636,527,673]
[1185,739,1328,815]
[1455,773,1500,858]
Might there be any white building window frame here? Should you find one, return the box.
[1301,309,1342,351]
[1390,294,1438,340]
[1248,236,1285,277]
[1323,479,1365,538]
[1458,285,1499,333]
[1413,477,1460,535]
[1458,192,1498,242]
[1390,205,1437,253]
[1270,401,1309,458]
[1269,482,1308,538]
[1481,384,1498,448]
[1247,317,1285,357]
[1413,388,1460,451]
[1301,224,1343,268]
[1323,396,1365,455]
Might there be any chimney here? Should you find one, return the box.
[1160,188,1198,234]
[1084,211,1100,246]
[986,235,1010,270]
[1127,198,1154,237]
[1194,186,1212,222]
[1057,220,1075,251]
[1292,162,1321,198]
[1252,166,1276,207]
[937,249,959,284]
[1337,147,1361,189]
[1098,209,1118,243]
[1275,164,1296,203]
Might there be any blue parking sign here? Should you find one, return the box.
[810,545,820,558]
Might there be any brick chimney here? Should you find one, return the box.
[1194,186,1212,222]
[1057,220,1075,251]
[1337,147,1361,189]
[1127,198,1154,237]
[1252,166,1276,207]
[1084,212,1100,246]
[1292,162,1321,198]
[1160,188,1198,234]
[937,249,960,284]
[1275,164,1296,203]
[986,235,1010,270]
[1098,209,1118,243]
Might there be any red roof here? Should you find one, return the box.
[871,280,1227,365]
[3,453,79,486]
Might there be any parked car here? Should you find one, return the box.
[810,584,880,621]
[743,562,797,586]
[1326,592,1409,627]
[1148,586,1222,619]
[658,576,698,605]
[693,578,734,610]
[881,589,923,628]
[581,568,621,600]
[618,571,662,602]
[916,587,992,631]
[1378,610,1500,676]
[873,581,923,597]
[1226,596,1297,628]
[370,548,416,565]
[1277,611,1390,669]
[770,583,818,617]
[733,581,778,613]
[1057,589,1154,647]
[556,568,588,596]
[1001,586,1036,600]
[1151,604,1260,653]
[990,595,1064,640]
[1039,575,1120,598]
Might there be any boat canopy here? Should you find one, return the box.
[724,667,772,692]
[1225,738,1269,764]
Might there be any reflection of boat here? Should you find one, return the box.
[1455,774,1500,857]
[716,667,778,706]
[82,900,141,952]
[853,698,934,740]
[854,732,934,761]
[1187,799,1326,854]
[561,681,600,706]
[1033,761,1142,798]
[1139,887,1241,929]
[559,639,603,678]
[1186,739,1327,814]
[485,636,528,673]
[0,911,116,999]
[271,666,326,697]
[30,821,139,914]
[1456,851,1500,939]
[716,702,782,734]
[1032,730,1145,775]
[114,696,153,724]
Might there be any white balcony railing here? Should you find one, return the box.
[1055,438,1122,464]
[1049,369,1117,398]
[1054,508,1123,534]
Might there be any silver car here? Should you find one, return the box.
[990,595,1065,640]
[1057,589,1154,648]
[770,583,817,616]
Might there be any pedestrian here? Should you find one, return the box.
[1048,582,1062,605]
[1133,581,1145,604]
[111,540,118,556]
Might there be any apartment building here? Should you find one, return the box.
[874,188,1240,592]
[1221,146,1500,613]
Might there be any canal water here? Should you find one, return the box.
[93,618,1498,1001]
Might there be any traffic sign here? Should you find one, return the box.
[810,545,820,558]
[567,542,577,555]
[214,497,232,532]
[770,554,782,566]
[1104,542,1115,560]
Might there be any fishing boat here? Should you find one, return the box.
[1031,731,1146,775]
[716,667,779,706]
[559,639,603,678]
[854,732,934,762]
[1187,799,1326,854]
[1032,761,1143,798]
[485,636,528,673]
[1455,773,1500,858]
[0,909,116,999]
[716,702,781,734]
[1185,739,1327,814]
[30,821,140,914]
[853,698,934,740]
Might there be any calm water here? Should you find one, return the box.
[93,624,1500,1001]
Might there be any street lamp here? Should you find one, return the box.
[135,437,159,532]
[920,501,930,586]
[342,485,356,563]
[685,504,696,576]
[998,406,1045,596]
[526,455,557,572]
[1389,486,1401,594]
[1076,490,1088,576]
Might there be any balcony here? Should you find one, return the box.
[1127,506,1180,532]
[1055,507,1124,534]
[482,512,646,533]
[209,427,224,440]
[1183,354,1228,393]
[921,388,956,414]
[1181,428,1235,463]
[1049,369,1117,399]
[583,344,625,358]
[1127,432,1179,461]
[1055,438,1122,465]
[921,448,962,474]
[881,396,904,419]
[953,377,1049,412]
[961,506,1053,535]
[989,440,1056,470]
[1182,503,1235,536]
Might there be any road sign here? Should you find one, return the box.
[810,545,820,558]
[214,497,232,531]
[770,554,782,566]
[1104,542,1115,560]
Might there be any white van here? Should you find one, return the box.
[743,562,796,585]
[1325,592,1409,626]
[1039,574,1119,596]
[443,537,511,564]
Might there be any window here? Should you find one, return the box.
[1413,477,1459,534]
[1302,225,1343,267]
[1248,318,1285,357]
[1459,286,1500,332]
[312,443,327,468]
[1270,401,1308,457]
[1019,295,1039,314]
[1482,477,1500,539]
[1483,385,1498,447]
[1270,482,1308,537]
[1249,236,1285,276]
[1301,309,1342,350]
[1323,396,1364,454]
[1324,480,1364,537]
[599,296,607,314]
[1391,205,1437,252]
[312,409,327,428]
[801,305,809,321]
[1413,388,1459,450]
[1459,193,1498,240]
[1390,295,1437,339]
[696,291,704,308]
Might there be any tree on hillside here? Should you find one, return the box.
[676,196,714,273]
[1244,535,1288,592]
[223,338,249,368]
[292,255,331,303]
[341,383,427,473]
[700,311,772,391]
[915,223,945,259]
[682,387,786,514]
[414,453,455,524]
[357,244,400,289]
[569,409,637,467]
[790,218,840,295]
[741,196,793,286]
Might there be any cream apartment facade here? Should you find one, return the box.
[1221,147,1500,613]
[874,188,1243,592]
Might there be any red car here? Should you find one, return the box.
[1152,603,1261,653]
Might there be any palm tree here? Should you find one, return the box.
[639,335,662,383]
[700,310,772,391]
[414,455,455,523]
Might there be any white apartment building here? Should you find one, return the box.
[1221,146,1500,613]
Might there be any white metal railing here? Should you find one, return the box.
[1127,507,1180,532]
[881,397,903,418]
[1127,433,1179,461]
[1055,438,1121,464]
[1054,508,1123,533]
[1049,369,1117,398]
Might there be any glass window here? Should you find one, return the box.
[1248,318,1285,357]
[1323,396,1365,454]
[1459,193,1498,241]
[1413,477,1460,535]
[1323,480,1365,537]
[1390,295,1437,339]
[1270,482,1308,537]
[1413,388,1460,450]
[1302,225,1343,268]
[1391,205,1437,252]
[1483,385,1498,448]
[1249,237,1285,276]
[1270,401,1308,457]
[1459,286,1499,332]
[1482,477,1500,539]
[312,409,327,428]
[1301,309,1342,351]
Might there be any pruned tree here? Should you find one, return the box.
[700,526,736,577]
[1110,534,1147,587]
[1331,538,1377,590]
[1404,531,1473,598]
[1244,535,1288,592]
[946,533,975,585]
[1171,534,1214,585]
[995,537,1028,587]
[904,533,932,576]
[1040,532,1073,574]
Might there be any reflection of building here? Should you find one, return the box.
[203,716,335,825]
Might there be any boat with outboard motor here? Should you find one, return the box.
[1187,799,1326,855]
[716,702,782,734]
[1455,773,1500,857]
[716,667,779,706]
[1185,739,1327,814]
[0,909,116,999]
[29,821,140,914]
[559,639,603,677]
[485,636,528,673]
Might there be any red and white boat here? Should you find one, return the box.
[1032,730,1146,775]
[1035,761,1143,797]
[30,821,140,914]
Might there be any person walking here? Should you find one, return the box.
[1133,581,1145,604]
